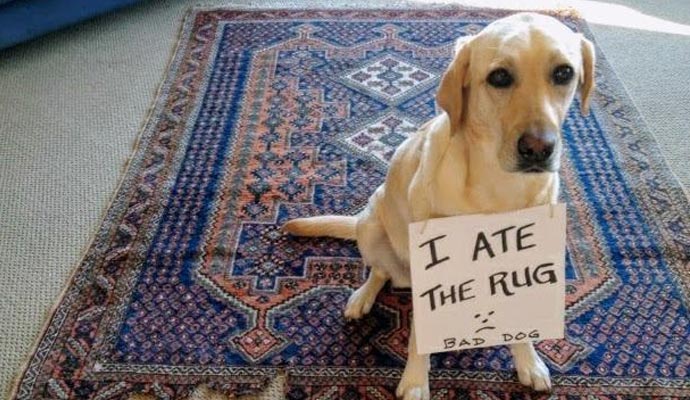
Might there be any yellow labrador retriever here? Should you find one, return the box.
[284,12,595,399]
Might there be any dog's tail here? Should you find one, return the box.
[282,215,357,240]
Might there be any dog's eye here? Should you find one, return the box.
[487,68,513,88]
[552,65,574,85]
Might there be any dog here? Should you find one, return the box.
[283,12,595,400]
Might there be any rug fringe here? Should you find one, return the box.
[186,2,585,21]
[126,373,286,400]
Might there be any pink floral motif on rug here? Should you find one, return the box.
[10,8,690,400]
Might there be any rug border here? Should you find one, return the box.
[5,7,202,400]
[577,21,690,301]
[8,6,690,399]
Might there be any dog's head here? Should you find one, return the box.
[437,12,595,174]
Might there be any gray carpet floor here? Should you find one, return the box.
[1,0,688,397]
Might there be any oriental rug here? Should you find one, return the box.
[10,7,690,400]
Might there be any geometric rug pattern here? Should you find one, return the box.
[10,8,689,399]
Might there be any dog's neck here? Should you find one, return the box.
[429,116,557,217]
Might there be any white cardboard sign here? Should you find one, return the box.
[408,204,567,355]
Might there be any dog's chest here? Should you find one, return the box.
[431,173,553,217]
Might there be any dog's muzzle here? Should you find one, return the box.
[517,131,558,173]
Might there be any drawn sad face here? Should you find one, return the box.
[474,311,496,334]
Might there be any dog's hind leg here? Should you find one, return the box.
[344,266,388,320]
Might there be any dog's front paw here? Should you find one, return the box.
[395,378,429,400]
[344,286,376,319]
[515,354,551,392]
[396,365,430,400]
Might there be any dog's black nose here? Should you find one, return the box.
[517,132,556,164]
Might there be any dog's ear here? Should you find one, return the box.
[579,35,595,116]
[437,36,473,134]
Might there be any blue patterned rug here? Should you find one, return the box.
[10,7,690,400]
